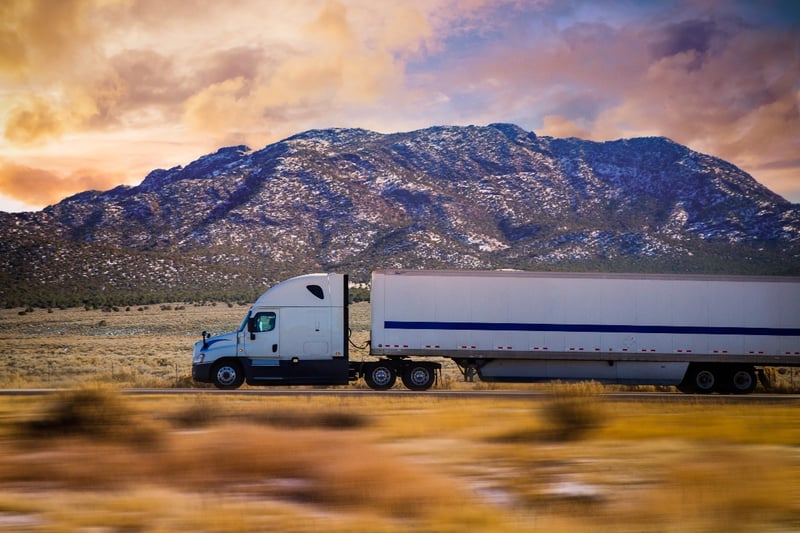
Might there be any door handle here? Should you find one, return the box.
[272,344,278,353]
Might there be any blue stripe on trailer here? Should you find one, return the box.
[384,321,800,337]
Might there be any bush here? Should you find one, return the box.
[22,386,161,445]
[167,395,220,428]
[349,287,370,303]
[539,381,608,442]
[251,410,369,430]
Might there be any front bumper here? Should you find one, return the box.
[192,362,214,383]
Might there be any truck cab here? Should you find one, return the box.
[192,273,350,389]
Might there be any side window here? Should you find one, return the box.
[307,284,325,299]
[252,311,276,332]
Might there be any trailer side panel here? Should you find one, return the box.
[370,270,800,374]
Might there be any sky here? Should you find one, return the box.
[1,0,799,213]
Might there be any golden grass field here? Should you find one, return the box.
[0,302,248,388]
[0,304,799,531]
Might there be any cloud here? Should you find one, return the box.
[0,161,125,206]
[540,115,590,138]
[182,0,421,146]
[1,0,486,150]
[649,19,719,69]
[3,96,66,145]
[307,0,355,48]
[1,0,798,210]
[0,0,95,80]
[3,85,122,146]
[0,0,125,144]
[409,4,798,201]
[380,6,433,53]
[590,19,800,176]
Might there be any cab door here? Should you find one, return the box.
[244,309,280,359]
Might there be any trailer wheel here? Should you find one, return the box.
[729,366,757,395]
[212,360,244,390]
[364,363,396,390]
[401,364,435,391]
[685,365,716,394]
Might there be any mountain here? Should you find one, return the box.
[2,123,799,307]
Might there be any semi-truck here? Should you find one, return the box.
[192,270,800,394]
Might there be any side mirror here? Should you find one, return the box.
[248,318,257,340]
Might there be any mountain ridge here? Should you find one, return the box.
[2,123,798,307]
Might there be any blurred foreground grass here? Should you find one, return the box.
[0,386,798,532]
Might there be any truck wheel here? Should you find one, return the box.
[365,363,396,390]
[729,366,757,394]
[401,365,435,391]
[686,365,716,394]
[212,361,244,390]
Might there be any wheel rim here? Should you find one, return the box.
[732,370,754,392]
[695,369,715,391]
[216,365,238,387]
[409,367,431,387]
[371,366,392,387]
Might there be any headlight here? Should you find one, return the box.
[193,352,205,364]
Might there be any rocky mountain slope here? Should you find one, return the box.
[2,123,798,307]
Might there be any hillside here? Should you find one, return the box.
[2,123,798,307]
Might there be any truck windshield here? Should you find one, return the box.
[238,311,251,332]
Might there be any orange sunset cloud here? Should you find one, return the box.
[0,0,797,211]
[0,161,126,205]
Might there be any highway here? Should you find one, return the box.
[0,388,798,403]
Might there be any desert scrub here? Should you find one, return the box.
[0,393,799,531]
[489,381,609,443]
[164,394,369,430]
[20,385,163,446]
[539,381,608,441]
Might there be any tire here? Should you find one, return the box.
[401,364,436,391]
[686,365,716,394]
[212,360,245,390]
[364,363,396,390]
[729,366,757,395]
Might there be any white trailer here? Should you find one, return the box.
[371,270,800,393]
[192,270,800,393]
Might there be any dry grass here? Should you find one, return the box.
[0,391,520,532]
[1,303,800,531]
[3,302,800,391]
[0,390,799,531]
[0,302,246,387]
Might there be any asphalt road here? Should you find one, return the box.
[0,388,798,403]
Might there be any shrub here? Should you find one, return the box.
[21,386,162,446]
[167,396,220,428]
[251,410,369,430]
[539,381,608,442]
[349,287,370,303]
